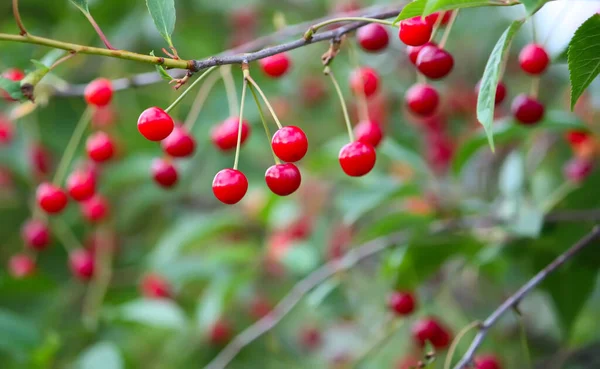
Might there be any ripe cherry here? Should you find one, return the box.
[425,11,453,26]
[299,326,322,351]
[161,125,196,157]
[339,141,376,177]
[81,194,109,223]
[519,43,550,75]
[36,182,68,214]
[388,291,416,316]
[407,41,436,65]
[209,319,232,345]
[141,273,172,299]
[21,218,51,251]
[69,248,95,281]
[349,67,379,98]
[137,107,174,141]
[412,317,451,349]
[475,80,507,105]
[86,131,115,163]
[399,17,433,46]
[2,68,25,81]
[0,115,14,145]
[354,120,383,148]
[511,94,544,125]
[416,45,454,79]
[8,254,36,278]
[29,143,52,178]
[210,117,251,151]
[84,78,113,107]
[265,163,302,196]
[405,83,439,116]
[356,23,389,52]
[271,126,308,162]
[212,169,248,204]
[475,354,502,369]
[259,53,291,78]
[66,169,96,202]
[564,157,593,183]
[152,158,178,188]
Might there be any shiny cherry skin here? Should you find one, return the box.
[36,182,68,214]
[412,317,451,349]
[271,126,308,162]
[564,157,593,183]
[349,67,379,98]
[399,17,433,46]
[475,354,502,369]
[339,141,376,177]
[81,194,109,223]
[8,254,36,278]
[416,45,454,79]
[511,94,544,125]
[259,53,291,78]
[86,131,115,163]
[407,41,436,65]
[357,23,389,52]
[519,43,550,75]
[566,130,590,146]
[137,107,174,141]
[0,115,14,144]
[209,319,233,345]
[265,163,302,196]
[152,158,178,188]
[161,125,196,157]
[475,80,507,105]
[84,78,113,107]
[66,169,96,202]
[141,273,172,299]
[212,169,248,204]
[2,68,25,81]
[21,218,51,250]
[354,120,383,148]
[210,117,251,151]
[405,83,439,116]
[388,291,416,316]
[69,248,95,281]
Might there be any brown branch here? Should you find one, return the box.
[83,12,115,50]
[12,0,27,35]
[452,225,600,369]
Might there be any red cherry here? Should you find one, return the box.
[356,23,389,52]
[566,130,590,146]
[229,7,258,30]
[140,273,172,299]
[209,319,232,345]
[412,317,451,349]
[210,117,251,151]
[2,68,25,81]
[152,158,178,188]
[81,194,109,223]
[476,80,507,106]
[475,354,502,369]
[564,157,593,183]
[407,41,436,65]
[0,115,14,145]
[519,43,550,75]
[416,45,454,79]
[388,291,416,316]
[66,169,96,202]
[161,125,196,157]
[425,11,453,26]
[339,141,376,177]
[399,17,432,46]
[511,94,544,125]
[301,77,327,106]
[8,254,36,278]
[259,53,291,78]
[84,78,113,107]
[21,219,51,251]
[299,326,322,351]
[137,107,174,141]
[36,182,68,214]
[271,126,308,162]
[349,67,379,98]
[212,169,248,204]
[91,105,117,128]
[354,120,383,148]
[406,83,439,116]
[86,131,115,163]
[29,143,52,177]
[265,163,302,196]
[69,248,95,281]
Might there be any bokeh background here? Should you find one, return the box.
[1,0,600,368]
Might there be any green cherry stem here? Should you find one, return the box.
[233,70,248,171]
[439,10,459,49]
[442,320,482,369]
[52,106,93,186]
[248,83,281,165]
[245,75,283,129]
[325,67,355,142]
[183,71,220,130]
[530,76,540,98]
[220,65,240,117]
[428,10,445,41]
[347,42,369,123]
[164,66,218,114]
[304,17,396,40]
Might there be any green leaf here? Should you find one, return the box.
[477,19,525,151]
[69,0,89,13]
[0,77,25,101]
[568,14,600,110]
[0,309,41,361]
[112,299,187,329]
[393,0,426,24]
[379,138,430,176]
[150,51,174,81]
[554,46,569,64]
[520,0,550,15]
[146,0,176,47]
[423,0,497,16]
[77,342,123,369]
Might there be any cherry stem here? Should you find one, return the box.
[304,17,396,40]
[347,42,370,123]
[443,321,482,369]
[183,71,220,130]
[439,9,459,49]
[429,11,445,41]
[530,76,540,98]
[49,51,76,71]
[245,75,284,129]
[52,106,93,186]
[541,181,577,213]
[515,312,534,369]
[52,219,82,253]
[325,67,355,142]
[164,66,218,113]
[83,12,115,50]
[531,15,538,43]
[220,65,239,117]
[12,0,27,35]
[417,73,427,84]
[248,83,281,165]
[233,75,248,171]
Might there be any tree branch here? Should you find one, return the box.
[452,225,600,369]
[12,0,27,35]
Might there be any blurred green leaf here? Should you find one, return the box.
[394,0,426,23]
[77,342,123,369]
[280,242,320,276]
[499,150,524,197]
[150,51,174,81]
[196,272,246,330]
[520,0,550,15]
[0,309,41,361]
[69,0,90,13]
[31,332,61,368]
[505,198,544,237]
[0,77,25,101]
[568,14,600,110]
[423,0,497,15]
[146,0,176,47]
[112,299,187,329]
[379,138,429,176]
[357,212,432,242]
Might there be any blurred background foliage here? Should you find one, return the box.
[0,0,600,368]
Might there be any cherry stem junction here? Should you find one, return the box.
[164,66,218,113]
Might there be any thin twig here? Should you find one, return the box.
[452,225,600,369]
[83,12,115,50]
[12,0,27,35]
[50,51,77,70]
